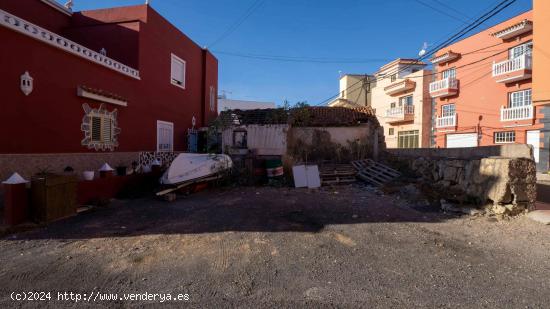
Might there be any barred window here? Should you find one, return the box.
[494,131,515,144]
[389,128,395,136]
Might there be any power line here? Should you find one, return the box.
[414,0,470,23]
[212,51,391,64]
[208,0,266,48]
[314,0,518,106]
[430,0,474,21]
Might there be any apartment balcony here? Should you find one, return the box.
[500,105,533,122]
[436,114,457,128]
[429,77,458,98]
[384,79,416,96]
[492,54,532,83]
[385,105,414,124]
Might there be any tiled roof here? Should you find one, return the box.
[219,108,289,126]
[290,106,376,127]
[79,85,127,102]
[219,106,376,127]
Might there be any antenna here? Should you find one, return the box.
[219,90,232,99]
[418,42,429,57]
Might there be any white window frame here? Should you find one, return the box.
[509,41,532,59]
[170,53,186,89]
[509,89,532,108]
[441,103,456,117]
[157,120,174,152]
[442,67,456,79]
[397,130,420,149]
[494,131,516,144]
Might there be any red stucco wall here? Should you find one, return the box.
[432,11,537,148]
[0,2,218,154]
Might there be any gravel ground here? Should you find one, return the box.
[0,185,549,308]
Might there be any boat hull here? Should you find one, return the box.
[160,153,233,185]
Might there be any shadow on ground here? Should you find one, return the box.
[4,186,449,240]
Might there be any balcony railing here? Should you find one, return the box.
[429,77,458,98]
[429,77,458,93]
[492,54,532,83]
[384,79,416,96]
[500,105,533,121]
[436,114,456,128]
[386,105,414,117]
[0,9,140,79]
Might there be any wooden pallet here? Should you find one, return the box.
[351,159,401,186]
[319,164,357,186]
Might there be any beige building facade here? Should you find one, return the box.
[329,74,374,108]
[371,59,433,148]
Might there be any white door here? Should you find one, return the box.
[527,130,540,163]
[446,133,478,148]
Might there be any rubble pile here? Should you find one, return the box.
[403,157,536,215]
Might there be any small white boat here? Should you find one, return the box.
[160,153,233,185]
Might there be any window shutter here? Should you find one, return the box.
[91,117,102,142]
[102,117,112,142]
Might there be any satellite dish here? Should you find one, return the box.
[418,42,429,57]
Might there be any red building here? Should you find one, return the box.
[0,0,218,158]
[0,0,218,180]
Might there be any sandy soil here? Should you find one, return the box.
[0,185,549,308]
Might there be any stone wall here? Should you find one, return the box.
[398,155,536,215]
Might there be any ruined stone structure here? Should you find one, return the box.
[389,145,537,215]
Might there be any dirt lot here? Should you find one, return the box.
[0,185,549,308]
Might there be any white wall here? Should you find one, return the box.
[222,124,289,155]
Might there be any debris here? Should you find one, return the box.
[352,159,401,186]
[293,165,321,188]
[318,164,356,186]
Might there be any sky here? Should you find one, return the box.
[72,0,532,106]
